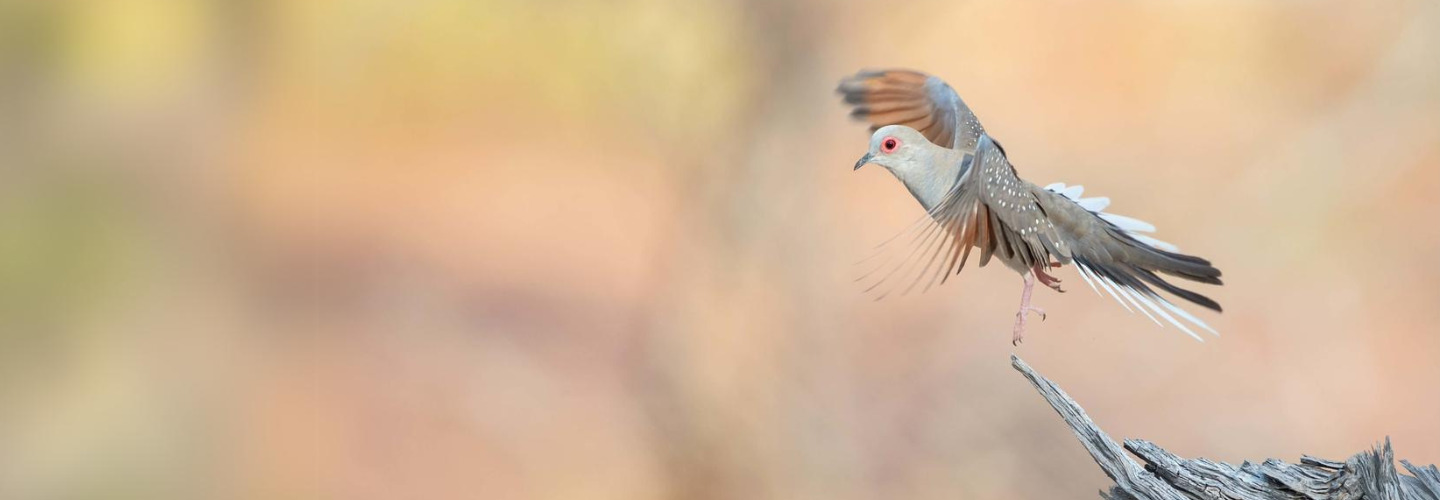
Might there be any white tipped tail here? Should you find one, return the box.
[1046,182,1218,339]
[1045,183,1176,251]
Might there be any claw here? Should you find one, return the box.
[1023,306,1047,320]
[1035,265,1065,293]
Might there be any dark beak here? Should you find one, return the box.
[853,152,873,171]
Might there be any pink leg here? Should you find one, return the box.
[1012,271,1047,346]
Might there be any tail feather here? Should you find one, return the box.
[1116,232,1223,286]
[1129,264,1222,312]
[1040,182,1223,338]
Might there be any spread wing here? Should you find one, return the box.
[968,135,1069,271]
[857,135,1065,297]
[837,69,986,151]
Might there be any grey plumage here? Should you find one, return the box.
[842,69,1222,340]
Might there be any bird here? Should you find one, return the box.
[839,69,1222,344]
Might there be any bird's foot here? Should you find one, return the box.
[1034,266,1064,293]
[1011,306,1046,345]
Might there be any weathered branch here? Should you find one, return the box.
[1011,355,1440,500]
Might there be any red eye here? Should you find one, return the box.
[881,137,900,153]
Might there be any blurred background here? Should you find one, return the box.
[1,0,1437,498]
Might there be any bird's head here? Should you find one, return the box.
[854,125,930,173]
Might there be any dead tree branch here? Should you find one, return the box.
[1011,355,1440,500]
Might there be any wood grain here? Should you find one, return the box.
[1012,355,1440,499]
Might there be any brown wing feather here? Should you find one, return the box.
[837,69,986,150]
[944,204,978,282]
[975,204,995,266]
[855,98,928,115]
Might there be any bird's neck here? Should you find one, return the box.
[891,147,969,212]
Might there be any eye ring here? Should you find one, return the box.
[881,137,900,153]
